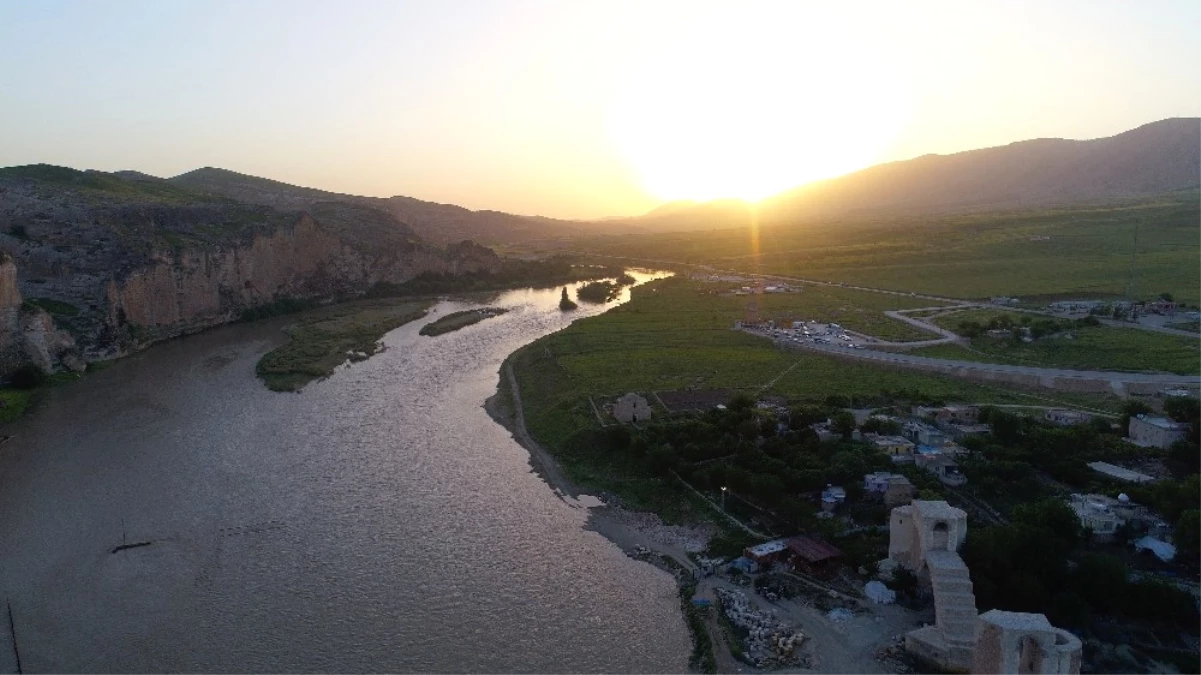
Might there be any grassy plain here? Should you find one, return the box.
[510,277,1123,513]
[570,192,1201,304]
[910,327,1201,374]
[257,298,433,391]
[419,307,507,336]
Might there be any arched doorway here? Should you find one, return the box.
[931,521,949,549]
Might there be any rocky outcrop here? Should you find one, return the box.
[102,215,499,347]
[0,165,502,373]
[0,252,81,376]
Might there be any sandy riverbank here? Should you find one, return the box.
[483,357,713,569]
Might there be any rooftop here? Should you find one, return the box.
[747,540,788,557]
[786,535,842,563]
[978,609,1054,632]
[1134,415,1188,431]
[912,500,966,520]
[1087,461,1157,483]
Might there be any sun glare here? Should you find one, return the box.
[609,5,911,203]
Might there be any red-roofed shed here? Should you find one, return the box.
[786,535,843,577]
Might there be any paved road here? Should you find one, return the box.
[749,328,1200,388]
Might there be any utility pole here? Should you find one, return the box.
[1125,219,1140,302]
[7,599,21,675]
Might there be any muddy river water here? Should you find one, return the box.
[0,272,689,672]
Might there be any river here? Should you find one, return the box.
[0,271,690,673]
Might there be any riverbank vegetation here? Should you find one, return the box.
[576,280,622,303]
[419,307,508,336]
[256,298,433,391]
[367,256,623,298]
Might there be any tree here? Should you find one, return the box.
[789,405,826,430]
[558,288,577,310]
[1120,400,1154,436]
[1160,292,1174,302]
[1174,509,1200,566]
[831,411,857,440]
[861,416,901,435]
[825,394,851,408]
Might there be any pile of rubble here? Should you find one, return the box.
[606,509,714,552]
[874,637,915,674]
[715,588,809,669]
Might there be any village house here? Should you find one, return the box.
[612,393,652,424]
[872,435,916,461]
[743,539,789,566]
[820,485,846,512]
[944,423,991,441]
[902,420,948,447]
[921,455,967,487]
[1045,409,1093,426]
[1127,415,1189,449]
[785,535,842,577]
[864,471,916,507]
[1066,493,1163,541]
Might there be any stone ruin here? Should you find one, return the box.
[612,393,652,423]
[887,500,1083,674]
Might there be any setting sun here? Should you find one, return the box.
[608,5,911,203]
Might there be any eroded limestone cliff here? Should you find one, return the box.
[0,166,501,375]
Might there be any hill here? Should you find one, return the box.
[0,165,499,375]
[634,118,1199,227]
[169,167,583,245]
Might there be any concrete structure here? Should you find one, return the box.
[864,472,916,507]
[1067,493,1162,541]
[1127,415,1189,449]
[1066,494,1122,540]
[903,421,948,447]
[888,502,1081,674]
[744,539,788,565]
[1044,409,1093,426]
[922,456,968,487]
[612,393,652,423]
[821,485,846,512]
[873,435,916,459]
[972,610,1082,674]
[947,423,991,441]
[1086,461,1156,484]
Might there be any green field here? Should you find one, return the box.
[705,282,947,341]
[511,278,1122,483]
[910,326,1200,374]
[256,298,433,391]
[570,192,1201,304]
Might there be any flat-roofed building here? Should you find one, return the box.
[1127,415,1188,449]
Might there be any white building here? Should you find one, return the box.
[1127,415,1189,449]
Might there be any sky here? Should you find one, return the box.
[0,0,1198,219]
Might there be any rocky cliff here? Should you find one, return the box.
[0,252,81,375]
[0,165,501,374]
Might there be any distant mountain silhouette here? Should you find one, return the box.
[166,118,1199,240]
[169,167,582,245]
[758,117,1200,221]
